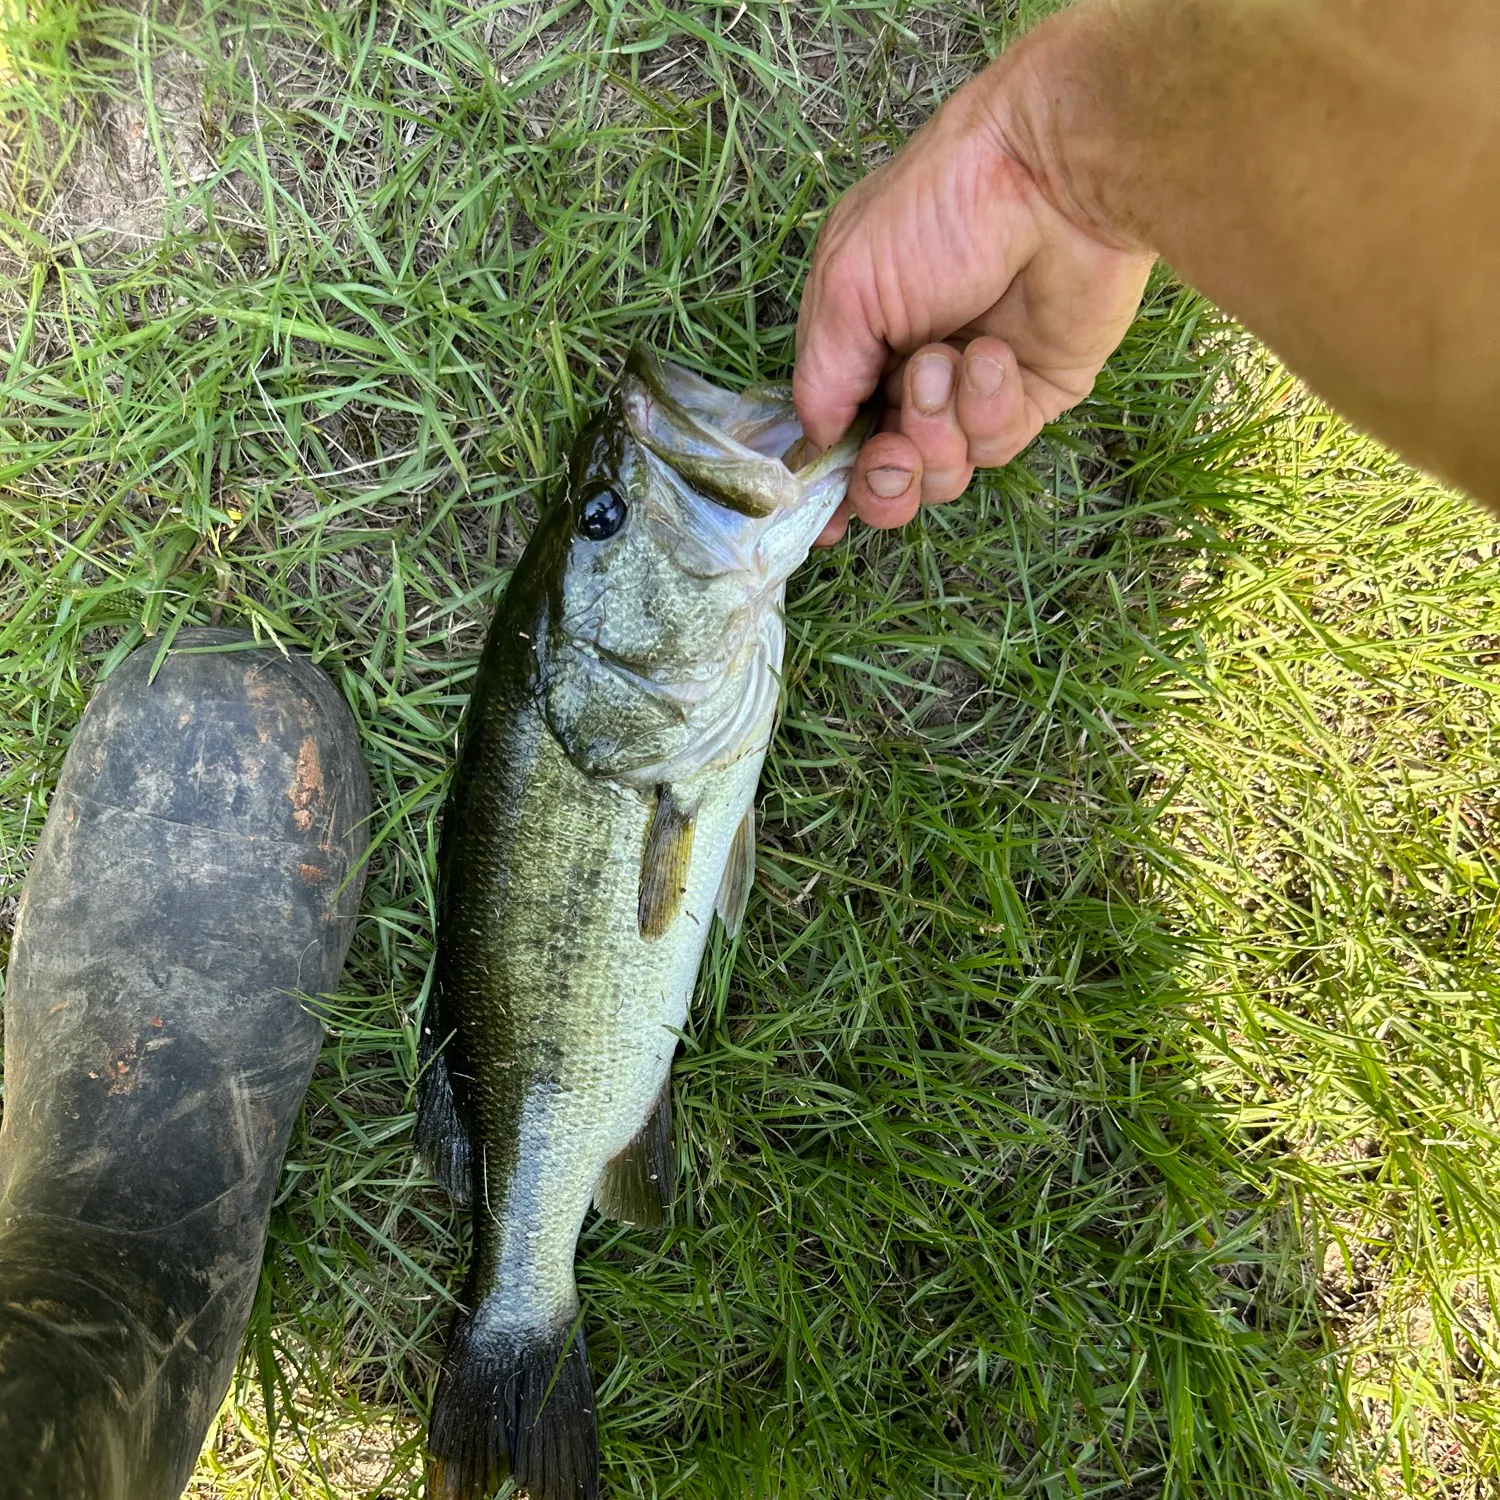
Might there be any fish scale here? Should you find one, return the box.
[419,347,865,1500]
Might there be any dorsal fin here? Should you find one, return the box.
[638,785,697,940]
[715,804,756,937]
[595,1080,674,1226]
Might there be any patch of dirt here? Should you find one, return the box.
[183,1384,419,1498]
[35,47,215,257]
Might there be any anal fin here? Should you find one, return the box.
[715,803,756,937]
[638,785,696,940]
[595,1081,674,1226]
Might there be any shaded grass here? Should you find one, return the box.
[2,2,1497,1497]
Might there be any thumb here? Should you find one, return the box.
[792,274,890,452]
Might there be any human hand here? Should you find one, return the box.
[794,13,1156,544]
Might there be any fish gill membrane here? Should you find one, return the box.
[420,347,867,1500]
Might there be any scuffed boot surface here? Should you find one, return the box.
[0,629,369,1500]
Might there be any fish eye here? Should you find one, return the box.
[577,487,627,541]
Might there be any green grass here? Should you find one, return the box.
[2,2,1498,1497]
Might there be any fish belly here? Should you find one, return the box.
[450,705,763,1334]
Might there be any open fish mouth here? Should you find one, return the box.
[545,344,869,785]
[618,345,868,520]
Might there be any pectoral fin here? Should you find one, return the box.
[639,785,697,940]
[595,1080,675,1226]
[715,805,756,937]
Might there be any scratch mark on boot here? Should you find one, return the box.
[289,737,323,831]
[103,1036,142,1094]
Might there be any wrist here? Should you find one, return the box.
[971,0,1159,254]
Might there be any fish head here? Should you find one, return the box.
[536,346,865,786]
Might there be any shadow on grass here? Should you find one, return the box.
[602,282,1341,1500]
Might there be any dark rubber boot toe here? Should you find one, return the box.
[0,628,369,1500]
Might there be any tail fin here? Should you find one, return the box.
[426,1297,598,1500]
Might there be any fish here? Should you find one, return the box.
[417,346,866,1500]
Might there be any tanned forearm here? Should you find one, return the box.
[1000,0,1500,505]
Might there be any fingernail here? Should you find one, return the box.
[910,355,954,414]
[866,465,912,499]
[965,355,1005,397]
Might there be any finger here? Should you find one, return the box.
[955,336,1032,468]
[899,344,973,505]
[882,341,962,405]
[847,431,923,529]
[814,498,854,548]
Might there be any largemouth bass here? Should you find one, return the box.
[419,348,865,1500]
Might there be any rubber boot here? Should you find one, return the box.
[0,629,369,1500]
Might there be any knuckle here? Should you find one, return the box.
[923,471,971,505]
[971,332,1017,363]
[862,432,915,466]
[968,438,1024,468]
